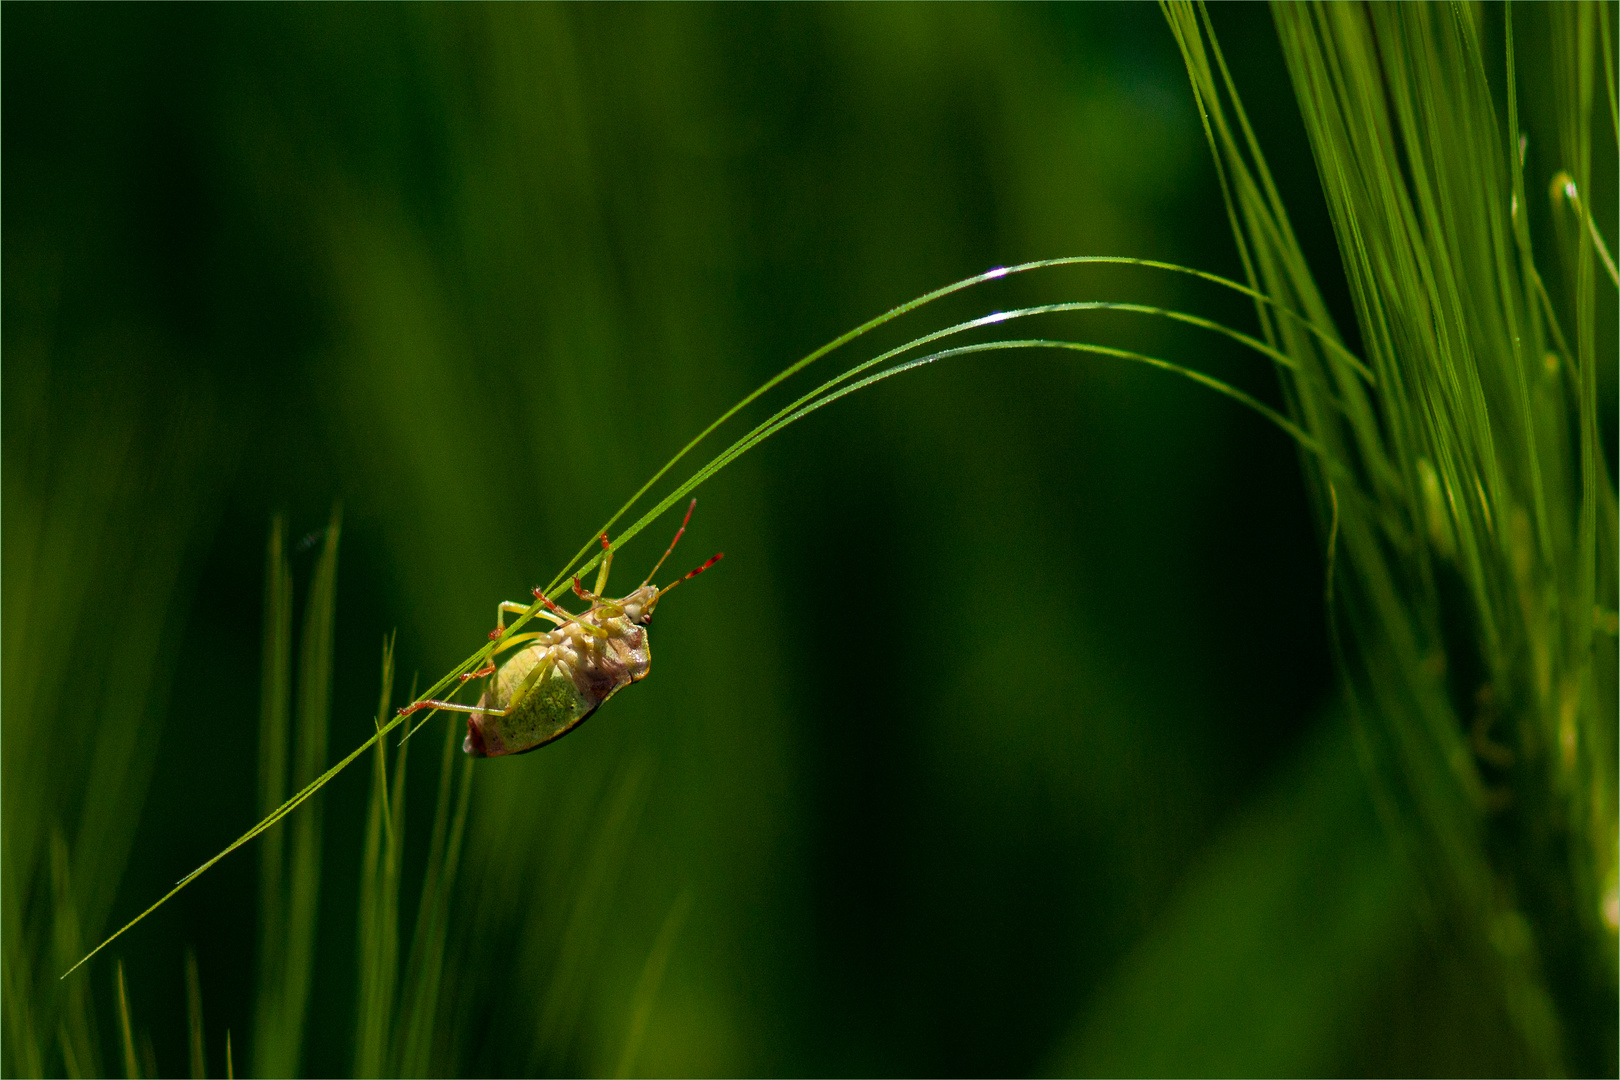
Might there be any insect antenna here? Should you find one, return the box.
[641,498,699,587]
[655,551,724,600]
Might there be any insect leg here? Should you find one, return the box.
[398,697,485,718]
[527,588,600,634]
[491,631,550,655]
[490,599,567,640]
[571,575,626,618]
[507,600,568,626]
[398,646,557,728]
[463,633,552,683]
[592,532,614,596]
[529,587,608,640]
[487,649,558,717]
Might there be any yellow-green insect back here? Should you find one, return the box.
[399,499,722,756]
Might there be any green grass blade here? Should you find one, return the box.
[279,504,341,1075]
[251,515,292,1074]
[355,633,402,1078]
[397,717,475,1077]
[3,924,43,1077]
[1162,1,1617,1069]
[252,503,341,1078]
[614,890,692,1079]
[535,758,653,1066]
[184,948,206,1080]
[139,1033,157,1080]
[63,694,461,979]
[56,1022,82,1079]
[594,325,1418,599]
[537,254,1376,600]
[1601,1,1618,145]
[114,962,139,1080]
[46,829,99,1077]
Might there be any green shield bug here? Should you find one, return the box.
[399,499,721,757]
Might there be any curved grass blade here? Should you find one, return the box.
[540,256,1370,601]
[66,255,1375,979]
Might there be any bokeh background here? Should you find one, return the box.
[6,5,1603,1077]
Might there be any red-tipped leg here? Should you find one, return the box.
[533,587,574,620]
[534,586,606,637]
[460,662,496,682]
[592,532,615,595]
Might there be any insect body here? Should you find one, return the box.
[399,500,722,756]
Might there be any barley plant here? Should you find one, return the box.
[1164,4,1618,1072]
[4,3,1614,1077]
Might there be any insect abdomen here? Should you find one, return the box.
[466,645,593,756]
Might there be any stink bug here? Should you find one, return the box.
[399,499,722,757]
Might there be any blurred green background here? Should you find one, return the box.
[2,5,1557,1077]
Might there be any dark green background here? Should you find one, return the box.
[4,5,1539,1076]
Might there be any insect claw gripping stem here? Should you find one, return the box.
[573,576,620,615]
[593,531,615,595]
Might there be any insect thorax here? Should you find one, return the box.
[470,615,652,756]
[572,619,652,699]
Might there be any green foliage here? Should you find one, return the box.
[1166,1,1617,1070]
[253,509,340,1078]
[351,636,477,1078]
[4,4,1614,1076]
[3,208,224,1075]
[240,516,477,1078]
[392,721,474,1077]
[114,962,138,1080]
[615,891,692,1080]
[353,634,404,1079]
